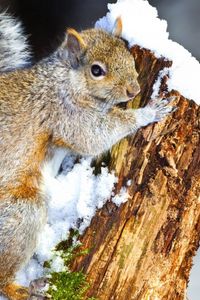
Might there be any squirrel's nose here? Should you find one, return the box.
[126,83,140,98]
[126,89,135,98]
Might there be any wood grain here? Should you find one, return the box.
[71,46,200,300]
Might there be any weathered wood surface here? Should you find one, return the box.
[71,45,200,300]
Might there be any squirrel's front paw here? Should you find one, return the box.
[148,96,176,122]
[135,96,176,128]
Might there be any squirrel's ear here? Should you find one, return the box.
[112,17,123,37]
[64,28,86,68]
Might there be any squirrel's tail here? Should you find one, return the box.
[0,11,31,72]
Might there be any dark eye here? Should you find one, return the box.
[91,63,106,79]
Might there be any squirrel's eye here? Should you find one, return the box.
[90,63,106,80]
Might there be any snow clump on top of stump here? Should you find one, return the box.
[96,0,200,105]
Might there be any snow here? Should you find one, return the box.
[151,68,169,99]
[14,157,128,288]
[112,187,129,206]
[188,250,200,300]
[95,0,200,105]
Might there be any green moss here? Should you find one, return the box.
[46,234,97,300]
[56,229,80,252]
[118,244,133,269]
[48,270,94,300]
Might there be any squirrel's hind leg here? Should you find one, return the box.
[0,196,47,300]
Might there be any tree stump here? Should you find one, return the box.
[70,45,200,300]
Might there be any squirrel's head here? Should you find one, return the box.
[60,18,140,111]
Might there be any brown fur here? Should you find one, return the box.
[2,284,29,300]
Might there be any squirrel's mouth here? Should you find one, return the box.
[116,97,136,110]
[90,94,135,111]
[116,102,128,110]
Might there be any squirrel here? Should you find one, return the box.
[0,13,175,300]
[0,11,30,72]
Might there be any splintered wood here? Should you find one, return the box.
[70,46,200,300]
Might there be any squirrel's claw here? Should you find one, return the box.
[135,96,177,128]
[149,96,177,122]
[28,278,50,300]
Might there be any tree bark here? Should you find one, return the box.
[70,46,200,300]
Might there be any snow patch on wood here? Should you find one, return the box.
[14,157,128,287]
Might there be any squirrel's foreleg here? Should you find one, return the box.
[55,97,174,156]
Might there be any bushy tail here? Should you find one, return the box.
[0,12,31,72]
